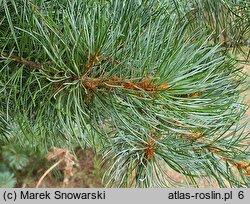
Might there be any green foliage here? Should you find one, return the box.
[0,136,48,187]
[0,144,28,187]
[2,145,29,170]
[171,0,250,54]
[0,0,249,187]
[0,171,16,188]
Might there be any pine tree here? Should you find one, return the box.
[0,0,249,187]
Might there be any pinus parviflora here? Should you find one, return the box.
[0,0,249,187]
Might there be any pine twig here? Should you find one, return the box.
[1,52,42,70]
[35,159,63,188]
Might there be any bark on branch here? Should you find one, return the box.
[1,52,42,70]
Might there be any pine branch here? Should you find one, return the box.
[1,51,42,70]
[0,0,249,188]
[81,76,169,92]
[1,50,170,93]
